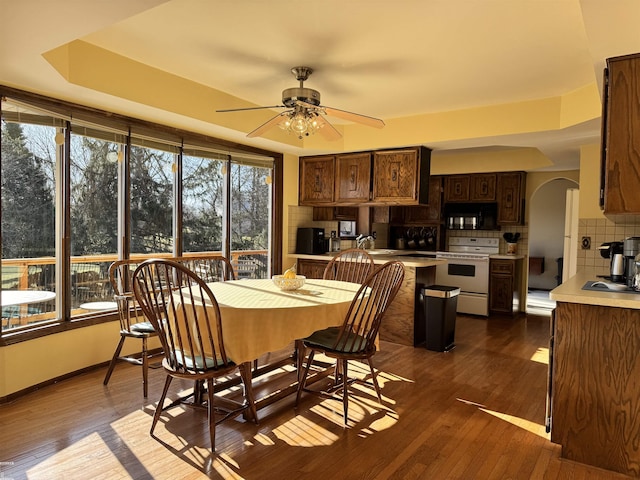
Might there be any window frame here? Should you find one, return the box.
[0,85,283,345]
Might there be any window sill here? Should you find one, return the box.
[0,312,118,346]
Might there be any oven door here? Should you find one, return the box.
[435,255,489,294]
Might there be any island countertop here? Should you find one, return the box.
[550,270,640,309]
[290,251,446,268]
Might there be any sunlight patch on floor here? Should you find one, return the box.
[530,346,549,365]
[457,398,548,439]
[210,454,245,480]
[479,407,548,438]
[253,432,276,446]
[272,414,340,447]
[27,432,128,479]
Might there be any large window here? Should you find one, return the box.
[69,130,120,311]
[230,161,272,279]
[182,153,224,253]
[130,143,174,255]
[1,120,56,327]
[0,91,280,337]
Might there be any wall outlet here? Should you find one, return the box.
[581,236,591,250]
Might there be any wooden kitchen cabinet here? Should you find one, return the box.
[296,258,329,279]
[445,173,497,202]
[372,146,431,204]
[444,175,471,202]
[551,301,640,476]
[335,152,371,204]
[470,173,496,201]
[403,176,443,224]
[489,258,522,315]
[299,155,335,205]
[301,146,431,207]
[496,172,526,225]
[600,53,640,215]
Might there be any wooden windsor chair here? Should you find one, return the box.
[132,258,258,452]
[296,260,405,425]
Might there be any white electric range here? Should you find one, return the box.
[435,237,499,316]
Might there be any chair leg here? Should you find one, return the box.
[141,337,149,398]
[366,357,383,403]
[103,335,126,386]
[206,377,216,452]
[295,339,305,383]
[150,375,172,437]
[239,362,258,424]
[334,360,342,386]
[342,359,349,425]
[295,349,315,407]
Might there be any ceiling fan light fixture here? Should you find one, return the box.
[220,66,382,140]
[291,112,308,134]
[277,109,323,139]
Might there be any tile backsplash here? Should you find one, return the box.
[288,205,529,255]
[287,208,640,285]
[577,217,640,275]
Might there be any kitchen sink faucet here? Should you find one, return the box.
[356,234,375,250]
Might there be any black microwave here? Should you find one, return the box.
[296,228,327,254]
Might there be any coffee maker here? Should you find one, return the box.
[599,241,625,282]
[624,237,640,287]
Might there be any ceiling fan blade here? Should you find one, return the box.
[217,105,284,113]
[315,116,342,141]
[246,111,289,138]
[323,105,385,129]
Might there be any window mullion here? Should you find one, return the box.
[173,150,182,256]
[57,122,72,320]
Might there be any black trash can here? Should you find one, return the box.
[421,285,460,352]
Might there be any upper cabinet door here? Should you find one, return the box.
[335,152,371,204]
[444,175,470,202]
[470,173,497,201]
[372,147,431,204]
[602,53,640,215]
[299,155,335,205]
[497,172,526,225]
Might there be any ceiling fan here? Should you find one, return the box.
[216,66,385,140]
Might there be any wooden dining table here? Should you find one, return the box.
[175,278,362,409]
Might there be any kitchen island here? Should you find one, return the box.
[549,271,640,477]
[291,251,445,347]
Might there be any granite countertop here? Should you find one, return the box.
[290,251,445,268]
[550,270,640,309]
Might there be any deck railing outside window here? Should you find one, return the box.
[1,250,267,330]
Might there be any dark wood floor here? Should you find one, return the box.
[0,313,632,479]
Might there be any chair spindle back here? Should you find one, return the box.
[132,259,233,375]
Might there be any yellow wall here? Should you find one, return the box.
[0,320,160,397]
[431,147,553,175]
[282,152,300,273]
[578,144,605,219]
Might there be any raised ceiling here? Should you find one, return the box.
[2,0,640,170]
